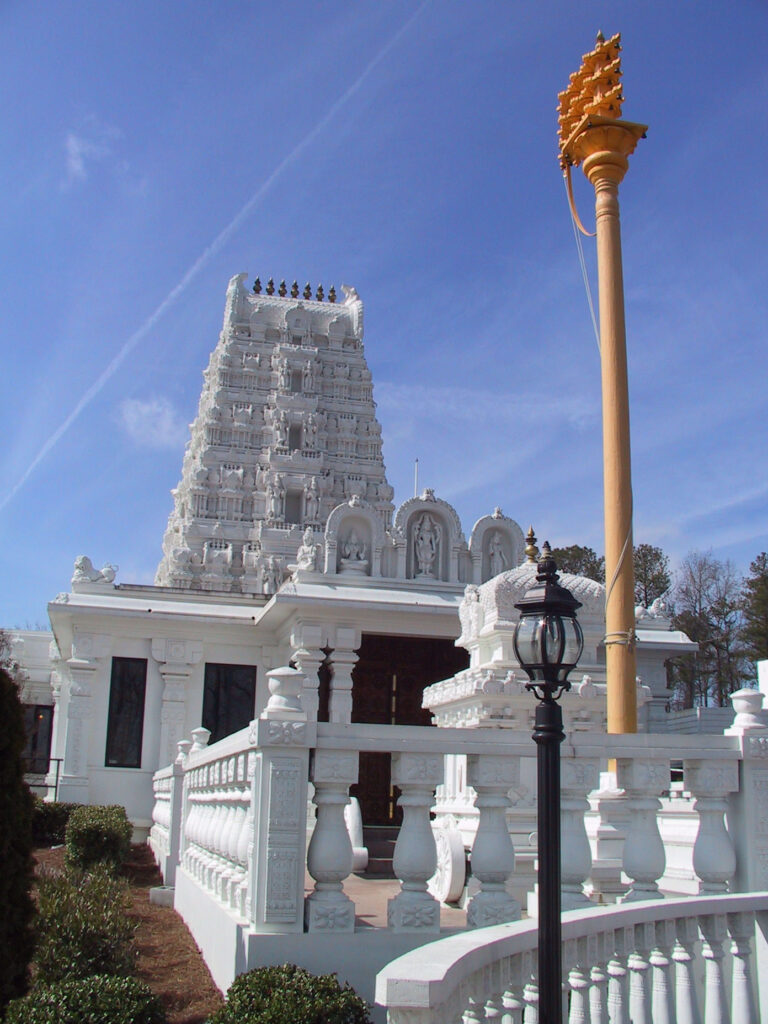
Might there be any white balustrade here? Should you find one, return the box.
[376,894,768,1024]
[560,756,599,911]
[617,757,668,901]
[684,759,739,895]
[466,753,520,927]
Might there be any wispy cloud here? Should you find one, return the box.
[62,115,122,188]
[118,397,188,450]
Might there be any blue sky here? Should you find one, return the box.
[2,1,767,626]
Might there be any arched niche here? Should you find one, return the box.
[281,305,312,344]
[468,511,525,583]
[392,491,466,583]
[324,498,386,577]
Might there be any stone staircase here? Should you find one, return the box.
[361,825,399,877]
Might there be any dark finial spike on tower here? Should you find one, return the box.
[253,277,261,294]
[303,282,312,299]
[291,281,299,298]
[266,277,275,295]
[316,284,324,301]
[525,526,539,564]
[278,279,287,297]
[328,285,336,303]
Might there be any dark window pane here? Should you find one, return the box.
[105,657,147,768]
[202,663,256,744]
[22,705,53,773]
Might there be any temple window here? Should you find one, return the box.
[284,489,302,524]
[201,663,256,744]
[105,657,148,768]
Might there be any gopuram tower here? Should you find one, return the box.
[155,274,394,594]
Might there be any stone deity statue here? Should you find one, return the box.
[339,529,369,575]
[296,527,320,571]
[263,556,281,595]
[414,513,441,578]
[304,477,320,521]
[488,532,507,577]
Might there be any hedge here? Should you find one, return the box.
[5,974,167,1024]
[31,799,80,847]
[64,804,132,871]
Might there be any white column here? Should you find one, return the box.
[388,751,443,933]
[327,626,360,725]
[617,758,668,901]
[672,915,702,1024]
[727,910,758,1024]
[628,922,655,1024]
[248,666,316,934]
[560,756,599,911]
[151,639,202,768]
[305,749,359,932]
[290,622,326,722]
[466,753,520,927]
[60,632,110,802]
[684,760,739,895]
[650,920,675,1024]
[699,914,731,1024]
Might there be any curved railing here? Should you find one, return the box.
[375,892,768,1023]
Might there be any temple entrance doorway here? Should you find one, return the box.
[349,633,469,825]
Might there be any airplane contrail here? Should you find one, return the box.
[0,0,431,513]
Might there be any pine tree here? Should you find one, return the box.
[633,543,671,608]
[742,552,768,665]
[548,545,605,583]
[0,665,35,1012]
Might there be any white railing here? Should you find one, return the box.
[375,893,768,1023]
[148,667,768,999]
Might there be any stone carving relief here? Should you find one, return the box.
[413,513,442,579]
[71,556,118,585]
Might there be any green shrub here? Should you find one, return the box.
[31,798,80,846]
[5,974,167,1024]
[64,804,132,871]
[210,964,371,1024]
[34,867,136,983]
[0,666,36,1014]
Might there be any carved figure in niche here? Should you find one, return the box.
[465,584,484,637]
[243,542,262,571]
[296,527,320,571]
[413,513,441,578]
[339,529,369,575]
[263,556,281,594]
[278,357,290,391]
[302,359,315,392]
[305,412,318,450]
[304,477,320,521]
[274,410,289,447]
[266,475,284,520]
[72,556,119,585]
[488,531,507,577]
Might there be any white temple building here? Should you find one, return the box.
[13,274,694,832]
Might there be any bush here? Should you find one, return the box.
[31,798,80,846]
[210,964,371,1024]
[34,867,136,983]
[0,666,36,1014]
[64,804,132,871]
[5,974,167,1024]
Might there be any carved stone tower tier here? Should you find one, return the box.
[155,275,394,594]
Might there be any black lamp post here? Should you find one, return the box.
[513,543,584,1024]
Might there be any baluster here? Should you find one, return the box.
[560,756,599,910]
[483,962,504,1022]
[727,911,758,1024]
[305,749,358,932]
[683,760,739,894]
[616,758,668,900]
[387,752,443,933]
[565,938,589,1024]
[650,920,675,1024]
[699,915,731,1024]
[606,926,632,1024]
[522,978,539,1024]
[501,956,524,1024]
[672,915,702,1024]
[466,754,520,927]
[587,933,608,1024]
[628,922,654,1024]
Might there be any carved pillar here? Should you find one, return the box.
[388,752,443,932]
[617,757,667,901]
[327,626,359,725]
[466,753,519,927]
[560,755,599,911]
[725,727,768,894]
[305,748,359,932]
[683,759,739,894]
[290,622,326,722]
[152,639,202,768]
[248,667,316,934]
[60,633,110,802]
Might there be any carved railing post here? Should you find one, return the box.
[628,922,654,1024]
[650,920,675,1024]
[466,753,519,927]
[727,910,758,1024]
[617,758,668,901]
[248,666,316,933]
[164,740,190,886]
[698,914,730,1024]
[305,748,359,932]
[672,916,702,1024]
[388,752,443,932]
[560,755,599,911]
[684,759,739,894]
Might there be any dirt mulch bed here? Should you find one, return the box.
[33,845,224,1024]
